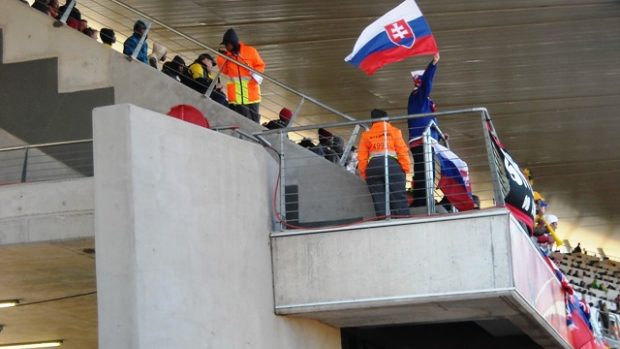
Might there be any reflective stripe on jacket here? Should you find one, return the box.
[357,122,411,180]
[216,42,265,105]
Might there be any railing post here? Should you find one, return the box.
[278,131,287,231]
[130,21,151,62]
[423,129,435,215]
[56,0,76,25]
[20,147,29,183]
[339,124,361,167]
[383,121,391,219]
[481,110,505,206]
[205,69,223,98]
[287,97,305,128]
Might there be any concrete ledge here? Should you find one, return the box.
[0,177,94,244]
[271,211,572,348]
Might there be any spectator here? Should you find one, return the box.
[148,43,168,69]
[31,0,50,15]
[298,138,326,157]
[99,28,116,46]
[318,128,339,163]
[123,20,149,64]
[48,0,58,17]
[615,294,620,312]
[217,28,265,123]
[407,52,441,208]
[83,27,97,40]
[263,108,293,130]
[345,146,359,175]
[57,2,81,30]
[332,135,345,159]
[600,301,610,330]
[358,109,411,218]
[573,242,583,254]
[186,53,228,106]
[162,55,186,83]
[472,195,481,209]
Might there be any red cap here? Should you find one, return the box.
[279,108,293,121]
[167,104,209,129]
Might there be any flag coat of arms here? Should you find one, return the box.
[345,0,438,75]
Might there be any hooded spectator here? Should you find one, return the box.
[123,20,149,64]
[99,28,116,46]
[148,43,168,69]
[217,28,265,123]
[162,55,186,82]
[262,108,293,130]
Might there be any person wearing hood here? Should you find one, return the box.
[148,43,168,69]
[216,28,265,123]
[162,55,187,83]
[123,20,149,64]
[408,53,440,208]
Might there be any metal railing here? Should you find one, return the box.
[58,0,362,153]
[254,107,505,231]
[0,139,93,185]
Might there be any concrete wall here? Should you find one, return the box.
[0,177,94,245]
[272,211,513,312]
[94,104,340,349]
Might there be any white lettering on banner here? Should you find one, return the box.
[390,23,409,39]
[522,195,532,213]
[502,149,536,217]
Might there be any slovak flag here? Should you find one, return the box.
[345,0,438,75]
[431,139,475,211]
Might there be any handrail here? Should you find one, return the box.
[252,107,488,136]
[105,0,358,123]
[0,139,93,153]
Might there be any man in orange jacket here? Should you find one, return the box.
[358,109,411,218]
[217,28,265,123]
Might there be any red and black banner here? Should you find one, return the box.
[486,121,536,233]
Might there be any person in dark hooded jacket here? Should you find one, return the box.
[216,28,265,123]
[162,55,186,83]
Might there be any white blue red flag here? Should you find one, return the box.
[431,140,475,211]
[345,0,438,75]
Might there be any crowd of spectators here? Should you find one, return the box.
[23,0,284,127]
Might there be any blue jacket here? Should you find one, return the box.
[123,33,148,64]
[407,61,438,142]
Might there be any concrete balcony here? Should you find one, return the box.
[271,209,572,349]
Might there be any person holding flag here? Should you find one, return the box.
[408,53,440,207]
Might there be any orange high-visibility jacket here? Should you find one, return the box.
[216,42,266,105]
[357,121,411,180]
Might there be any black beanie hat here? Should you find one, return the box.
[371,109,388,119]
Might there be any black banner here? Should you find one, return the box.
[487,121,535,232]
